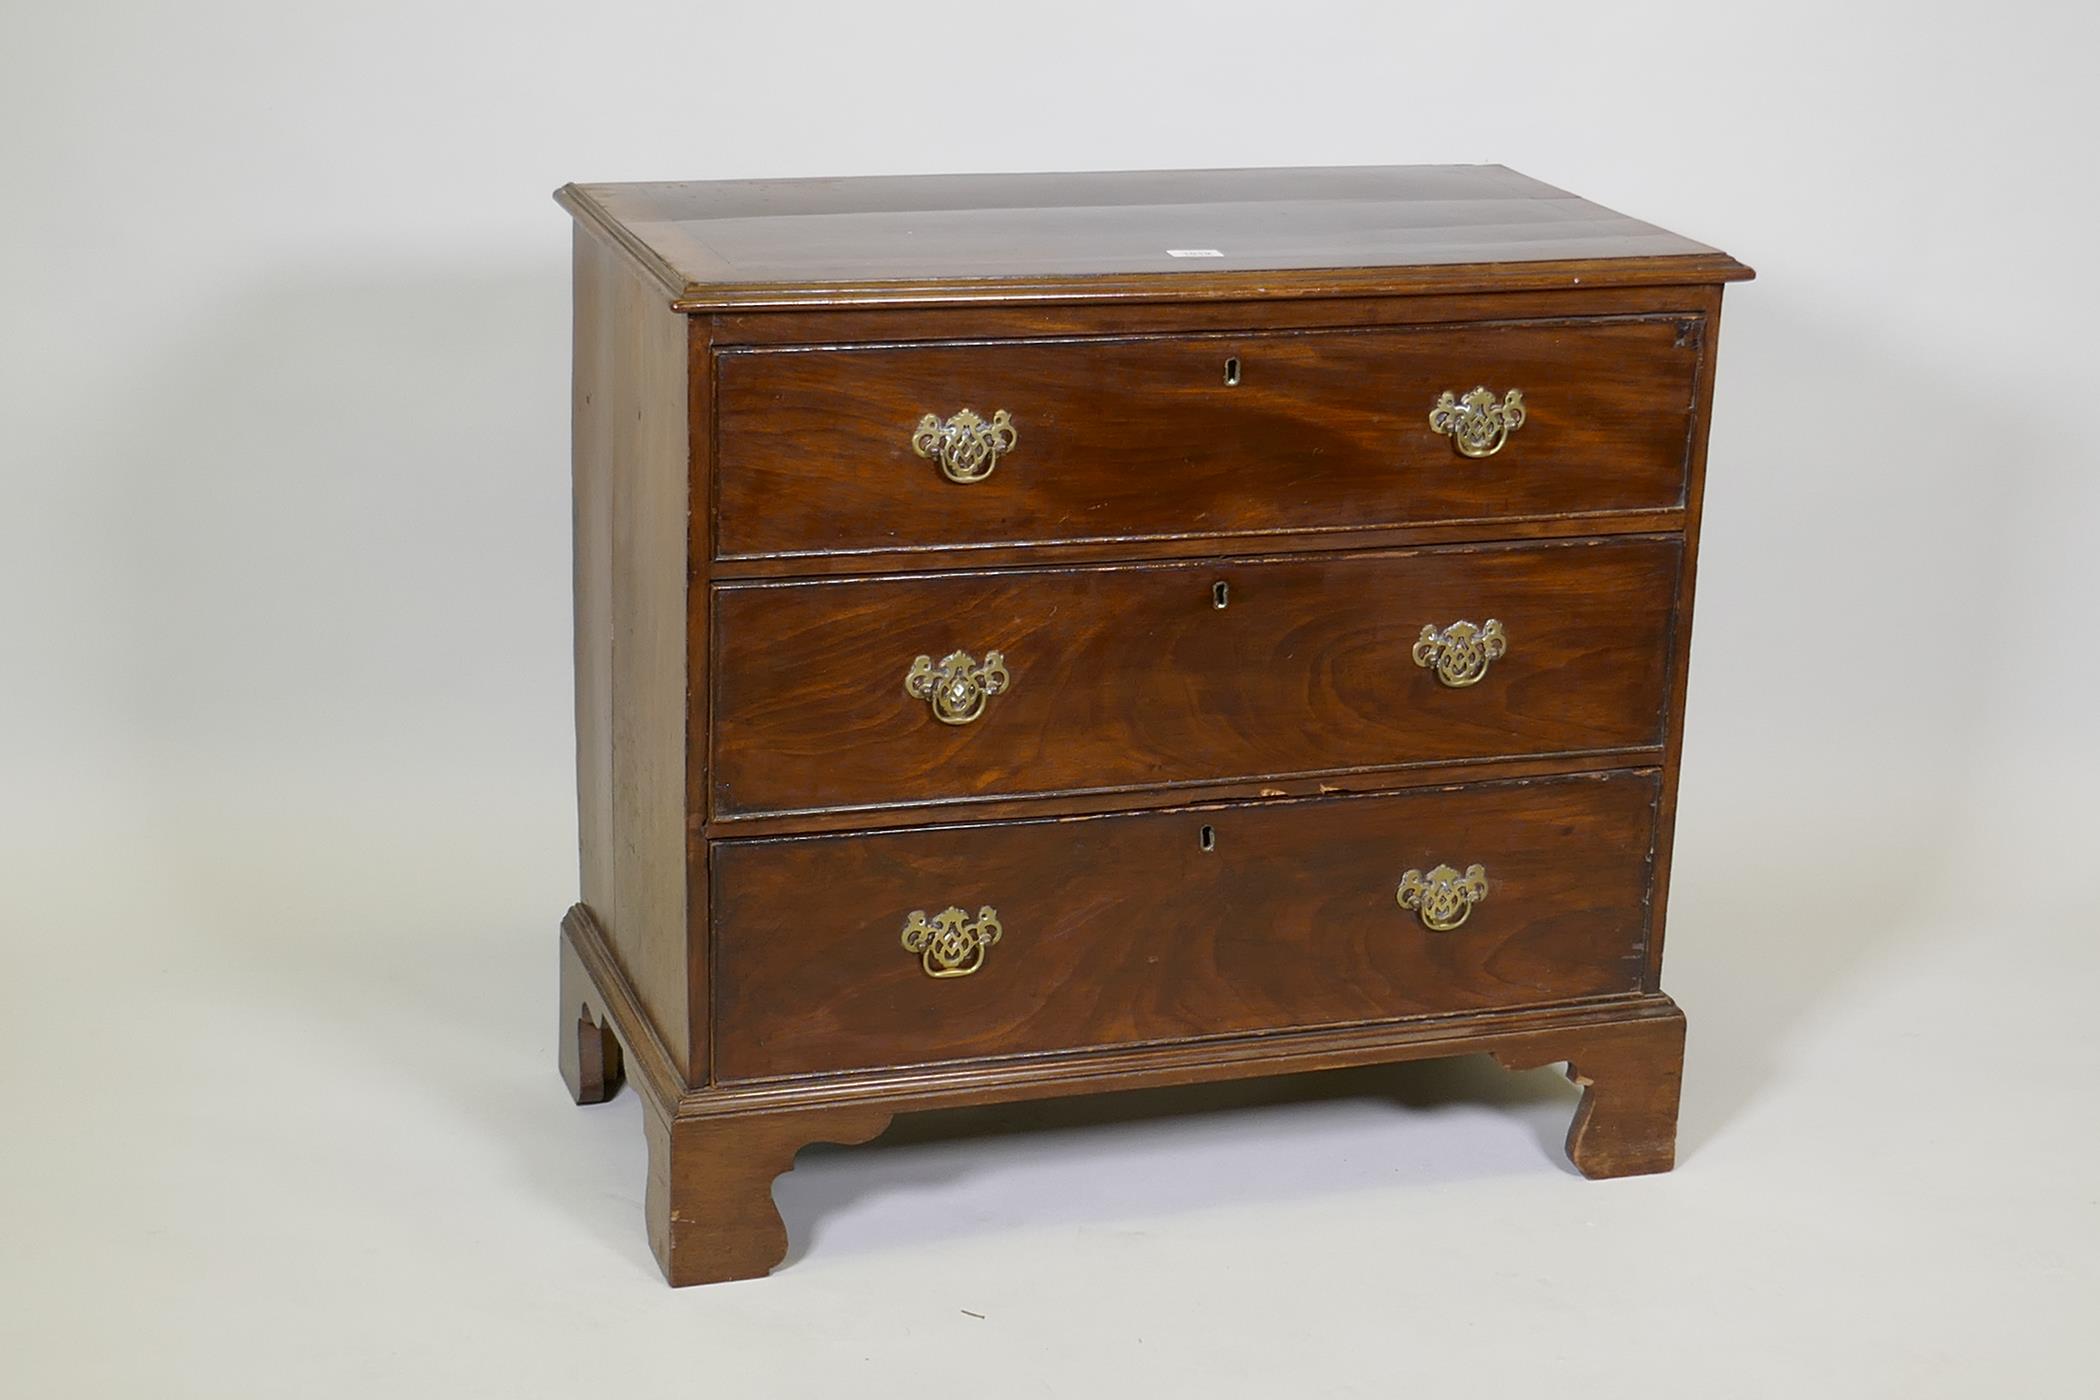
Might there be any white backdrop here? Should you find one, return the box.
[5,3,2096,1395]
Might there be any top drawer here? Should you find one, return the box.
[713,315,1701,562]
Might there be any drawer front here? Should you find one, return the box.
[711,536,1679,819]
[712,771,1658,1081]
[713,316,1699,560]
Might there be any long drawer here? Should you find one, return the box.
[710,770,1660,1081]
[712,315,1701,561]
[710,536,1679,819]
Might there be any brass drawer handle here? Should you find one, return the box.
[905,649,1010,725]
[1429,386,1526,458]
[1412,618,1507,688]
[901,905,1003,978]
[1397,864,1490,932]
[911,407,1016,483]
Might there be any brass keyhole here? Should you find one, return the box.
[1199,824,1217,852]
[1223,356,1240,387]
[1212,580,1230,609]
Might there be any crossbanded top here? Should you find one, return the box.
[556,165,1750,311]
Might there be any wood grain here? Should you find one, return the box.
[712,536,1680,819]
[644,1099,893,1286]
[1645,284,1730,988]
[571,232,615,922]
[571,230,693,1079]
[556,165,1750,310]
[569,897,1687,1281]
[707,284,1723,348]
[711,771,1660,1081]
[555,164,1750,1284]
[714,317,1699,561]
[703,747,1661,841]
[1493,1009,1686,1177]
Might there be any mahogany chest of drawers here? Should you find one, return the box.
[553,166,1751,1286]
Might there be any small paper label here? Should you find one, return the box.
[1167,248,1224,258]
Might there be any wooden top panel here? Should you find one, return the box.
[556,166,1751,310]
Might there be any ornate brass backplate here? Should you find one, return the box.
[1412,618,1508,688]
[910,407,1017,483]
[1396,864,1490,932]
[904,649,1010,725]
[1429,386,1526,458]
[900,905,1004,978]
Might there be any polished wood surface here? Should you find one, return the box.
[555,165,1748,1284]
[565,903,1683,1118]
[713,316,1700,561]
[711,283,1716,346]
[644,1098,894,1288]
[565,904,1688,1283]
[1492,1012,1685,1178]
[712,537,1680,818]
[557,166,1750,309]
[712,771,1659,1081]
[1646,287,1728,989]
[569,230,694,1078]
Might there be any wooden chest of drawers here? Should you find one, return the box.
[553,166,1751,1286]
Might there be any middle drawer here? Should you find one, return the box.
[711,535,1679,819]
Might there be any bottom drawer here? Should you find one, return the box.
[710,771,1660,1082]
